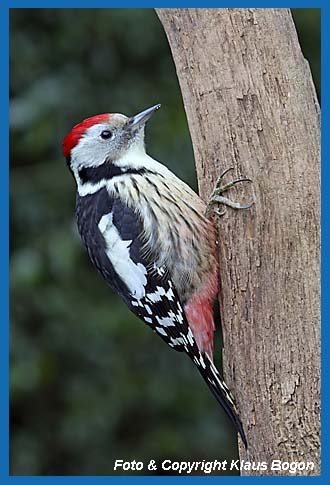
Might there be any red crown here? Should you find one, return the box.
[63,113,110,158]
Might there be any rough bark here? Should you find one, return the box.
[156,8,320,476]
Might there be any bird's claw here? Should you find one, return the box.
[205,167,253,218]
[213,207,227,217]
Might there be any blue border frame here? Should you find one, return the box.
[4,2,324,482]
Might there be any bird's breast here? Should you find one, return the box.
[107,172,217,303]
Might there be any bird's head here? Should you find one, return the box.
[63,104,161,172]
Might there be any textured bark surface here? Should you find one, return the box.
[156,8,320,476]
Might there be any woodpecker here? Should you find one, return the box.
[63,104,251,448]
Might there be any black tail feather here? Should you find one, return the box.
[191,352,248,449]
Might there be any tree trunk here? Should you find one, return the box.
[156,8,320,476]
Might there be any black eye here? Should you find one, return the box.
[100,130,112,140]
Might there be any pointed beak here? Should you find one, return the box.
[127,104,161,129]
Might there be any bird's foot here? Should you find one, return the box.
[205,167,253,218]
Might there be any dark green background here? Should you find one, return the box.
[10,8,320,476]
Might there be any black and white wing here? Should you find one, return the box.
[76,187,189,350]
[76,187,247,447]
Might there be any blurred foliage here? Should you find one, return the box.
[10,8,320,476]
[292,8,320,99]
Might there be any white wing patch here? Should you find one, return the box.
[169,337,186,346]
[98,212,147,299]
[156,315,176,327]
[146,285,175,303]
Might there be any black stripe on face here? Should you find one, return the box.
[78,162,150,184]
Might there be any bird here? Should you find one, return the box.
[63,104,251,448]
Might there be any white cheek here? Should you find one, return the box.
[70,122,116,169]
[71,139,110,168]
